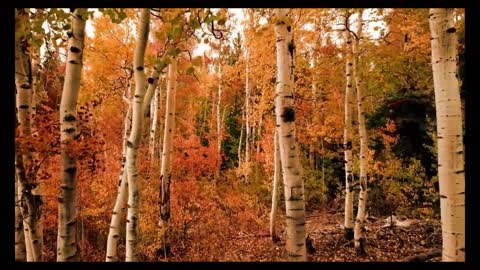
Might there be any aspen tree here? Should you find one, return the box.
[343,11,355,240]
[274,8,307,261]
[57,8,87,262]
[15,174,26,261]
[159,58,178,253]
[106,96,132,261]
[15,8,43,262]
[269,129,281,241]
[429,8,465,262]
[352,10,369,255]
[125,8,150,262]
[149,87,160,162]
[217,63,223,164]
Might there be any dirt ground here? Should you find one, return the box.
[168,208,442,262]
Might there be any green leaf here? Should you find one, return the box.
[118,11,127,22]
[62,23,71,30]
[186,66,195,75]
[167,47,181,57]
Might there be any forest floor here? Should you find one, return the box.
[167,208,442,262]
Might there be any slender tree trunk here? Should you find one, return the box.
[31,53,40,123]
[343,14,355,241]
[429,8,465,262]
[150,86,160,162]
[143,67,161,117]
[106,101,132,262]
[352,10,368,255]
[274,9,307,261]
[245,52,250,182]
[269,128,281,240]
[15,8,43,262]
[125,8,150,262]
[15,173,27,261]
[157,81,165,163]
[159,58,178,253]
[216,63,223,179]
[257,115,263,155]
[57,8,86,262]
[238,112,244,167]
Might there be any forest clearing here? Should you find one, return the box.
[14,8,465,262]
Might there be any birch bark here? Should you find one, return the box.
[274,8,307,261]
[429,8,465,262]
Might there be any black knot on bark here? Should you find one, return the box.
[136,66,144,71]
[67,31,73,38]
[20,84,31,89]
[65,166,77,175]
[147,77,154,84]
[287,25,291,32]
[288,41,295,56]
[64,114,76,122]
[346,141,352,150]
[281,106,295,122]
[70,46,81,53]
[446,27,456,33]
[64,127,76,134]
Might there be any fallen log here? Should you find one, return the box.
[401,249,441,262]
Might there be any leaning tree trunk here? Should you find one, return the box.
[274,8,307,261]
[352,10,368,255]
[15,8,43,262]
[106,100,132,262]
[125,8,150,262]
[158,58,178,254]
[343,13,355,241]
[269,128,281,241]
[238,113,244,167]
[429,8,465,262]
[144,64,161,163]
[143,66,161,118]
[57,8,86,262]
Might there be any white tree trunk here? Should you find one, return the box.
[269,128,281,240]
[352,10,369,255]
[125,9,150,262]
[429,8,465,262]
[343,16,355,240]
[31,53,40,123]
[238,115,244,167]
[15,8,43,262]
[274,9,307,261]
[15,173,27,261]
[149,86,160,162]
[57,8,86,262]
[245,52,251,182]
[217,63,223,165]
[143,67,160,117]
[159,58,178,252]
[106,101,132,261]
